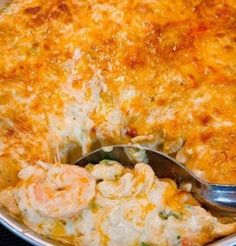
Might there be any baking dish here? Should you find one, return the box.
[0,0,235,245]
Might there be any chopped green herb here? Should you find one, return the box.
[89,200,100,211]
[159,210,181,220]
[99,159,112,165]
[140,242,150,246]
[85,164,94,171]
[177,235,181,240]
[184,204,192,208]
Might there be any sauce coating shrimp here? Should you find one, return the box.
[17,162,96,219]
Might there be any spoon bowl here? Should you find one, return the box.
[75,144,236,216]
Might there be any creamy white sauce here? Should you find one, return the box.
[10,162,233,246]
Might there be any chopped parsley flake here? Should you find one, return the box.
[140,243,150,246]
[159,210,182,220]
[89,200,100,211]
[99,159,112,165]
[85,164,94,171]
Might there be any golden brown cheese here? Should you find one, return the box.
[0,0,235,188]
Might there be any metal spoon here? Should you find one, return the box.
[75,144,236,216]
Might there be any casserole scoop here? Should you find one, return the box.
[75,145,236,216]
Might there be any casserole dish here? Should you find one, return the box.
[0,0,235,245]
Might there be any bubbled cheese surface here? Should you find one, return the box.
[0,0,236,186]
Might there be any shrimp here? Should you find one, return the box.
[17,162,96,219]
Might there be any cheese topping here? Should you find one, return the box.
[0,0,235,186]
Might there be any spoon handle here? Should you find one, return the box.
[193,184,236,215]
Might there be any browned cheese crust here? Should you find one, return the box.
[0,0,235,186]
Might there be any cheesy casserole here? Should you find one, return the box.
[0,0,236,245]
[1,160,236,245]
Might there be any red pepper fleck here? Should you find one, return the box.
[126,128,137,138]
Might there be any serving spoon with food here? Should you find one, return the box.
[75,145,236,216]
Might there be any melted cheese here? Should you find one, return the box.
[1,161,235,246]
[0,0,235,185]
[0,0,236,186]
